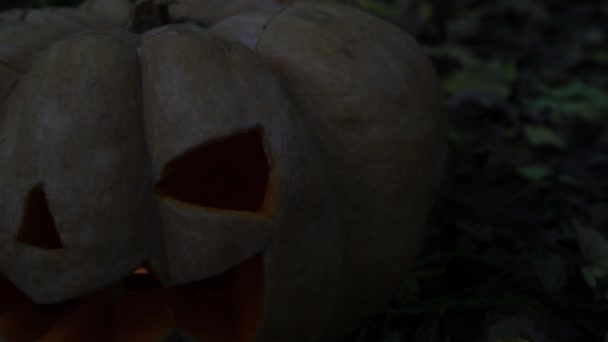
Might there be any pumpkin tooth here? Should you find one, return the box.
[0,303,58,342]
[36,302,112,342]
[232,254,264,341]
[176,288,237,341]
[0,274,59,341]
[176,253,264,342]
[80,281,126,304]
[111,288,176,341]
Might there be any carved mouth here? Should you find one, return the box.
[0,254,264,342]
[1,126,270,341]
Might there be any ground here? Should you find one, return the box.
[349,1,608,341]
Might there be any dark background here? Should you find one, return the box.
[2,0,607,341]
[1,0,81,10]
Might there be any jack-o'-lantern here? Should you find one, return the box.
[0,0,447,341]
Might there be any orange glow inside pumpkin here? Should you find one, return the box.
[0,254,264,341]
[133,267,150,275]
[3,127,271,341]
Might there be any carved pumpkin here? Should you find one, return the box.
[0,0,447,341]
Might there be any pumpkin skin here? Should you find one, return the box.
[0,1,447,341]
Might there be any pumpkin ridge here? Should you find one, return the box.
[0,59,21,75]
[67,29,141,48]
[251,6,287,51]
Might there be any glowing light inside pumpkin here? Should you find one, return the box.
[0,255,264,341]
[133,266,150,275]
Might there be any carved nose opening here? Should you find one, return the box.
[17,185,63,250]
[154,127,271,212]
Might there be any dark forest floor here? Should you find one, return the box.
[351,0,608,341]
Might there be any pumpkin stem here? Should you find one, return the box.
[127,0,171,34]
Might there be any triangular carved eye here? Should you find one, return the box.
[17,185,63,250]
[154,127,270,212]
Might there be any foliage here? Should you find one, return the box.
[349,0,608,341]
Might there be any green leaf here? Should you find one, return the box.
[419,3,434,22]
[516,164,552,181]
[586,266,608,290]
[584,28,604,44]
[524,125,566,149]
[532,80,608,121]
[444,60,517,98]
[356,0,400,18]
[487,316,536,341]
[575,224,608,289]
[425,44,480,67]
[592,50,608,64]
[576,225,608,268]
[532,254,566,296]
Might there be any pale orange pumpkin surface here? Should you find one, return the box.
[0,0,447,341]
